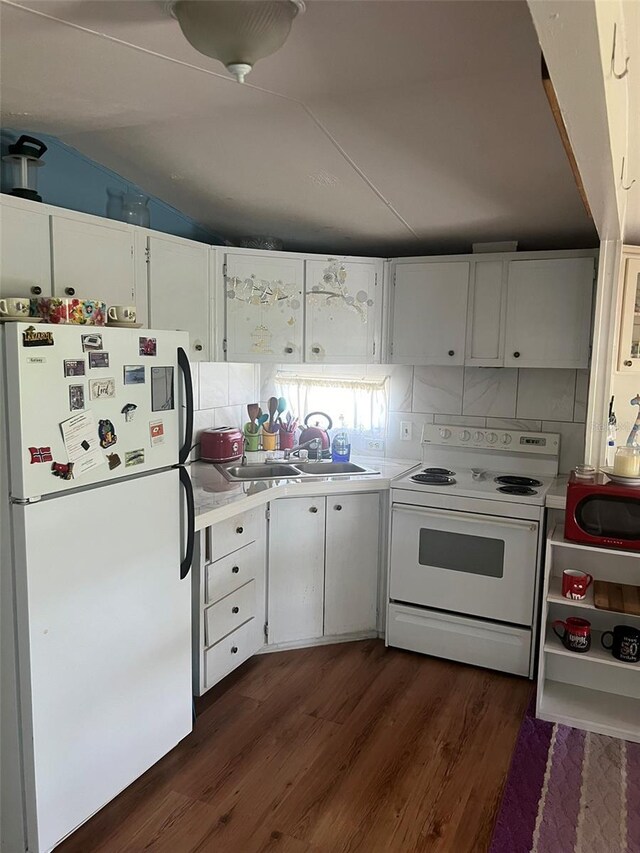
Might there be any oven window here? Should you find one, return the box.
[576,495,640,540]
[418,528,505,577]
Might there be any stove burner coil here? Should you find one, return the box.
[497,485,537,496]
[495,475,543,488]
[411,473,456,485]
[422,467,456,476]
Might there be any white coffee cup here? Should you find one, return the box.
[0,297,30,317]
[108,305,136,323]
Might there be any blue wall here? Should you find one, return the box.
[1,129,224,245]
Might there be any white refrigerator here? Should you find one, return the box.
[0,322,196,853]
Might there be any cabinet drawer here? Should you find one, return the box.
[205,580,256,648]
[387,603,531,677]
[206,541,260,604]
[205,618,260,689]
[208,507,261,562]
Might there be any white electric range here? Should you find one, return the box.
[387,424,560,678]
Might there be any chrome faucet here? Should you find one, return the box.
[283,438,321,461]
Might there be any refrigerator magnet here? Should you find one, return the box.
[69,385,85,411]
[123,365,145,385]
[149,420,165,446]
[81,333,103,352]
[151,366,174,411]
[139,337,157,357]
[64,359,85,377]
[89,378,116,400]
[51,461,74,480]
[22,326,54,347]
[28,446,53,464]
[98,419,117,449]
[107,452,121,470]
[125,449,144,467]
[121,403,137,422]
[89,351,110,369]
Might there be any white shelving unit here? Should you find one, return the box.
[537,525,640,743]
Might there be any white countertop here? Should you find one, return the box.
[192,456,420,530]
[545,476,568,510]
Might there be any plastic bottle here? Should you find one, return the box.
[331,416,351,463]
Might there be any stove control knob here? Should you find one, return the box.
[439,428,452,439]
[459,430,471,442]
[486,432,498,444]
[501,433,512,445]
[474,431,484,442]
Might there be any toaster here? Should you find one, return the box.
[200,427,244,463]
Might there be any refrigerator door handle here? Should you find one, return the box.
[179,466,195,580]
[177,347,194,465]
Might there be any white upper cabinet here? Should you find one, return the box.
[465,260,506,366]
[504,257,594,368]
[222,252,304,363]
[0,198,51,299]
[50,214,136,305]
[389,261,469,364]
[617,251,640,372]
[145,234,211,361]
[304,258,381,363]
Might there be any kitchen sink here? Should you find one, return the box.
[223,464,302,481]
[293,461,378,475]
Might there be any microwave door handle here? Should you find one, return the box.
[177,347,194,465]
[392,505,537,533]
[179,466,195,580]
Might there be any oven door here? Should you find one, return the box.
[390,505,539,625]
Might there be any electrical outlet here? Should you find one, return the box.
[367,439,385,451]
[400,421,412,441]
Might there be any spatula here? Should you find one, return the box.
[276,396,287,424]
[267,396,278,431]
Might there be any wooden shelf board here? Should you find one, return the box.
[538,680,640,743]
[544,625,640,671]
[548,576,596,609]
[548,525,640,558]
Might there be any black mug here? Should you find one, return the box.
[601,625,640,664]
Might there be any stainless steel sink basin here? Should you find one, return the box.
[293,461,378,475]
[223,464,302,481]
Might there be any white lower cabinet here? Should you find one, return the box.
[268,492,381,646]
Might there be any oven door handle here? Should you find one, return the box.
[392,504,538,533]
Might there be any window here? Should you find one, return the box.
[275,372,388,438]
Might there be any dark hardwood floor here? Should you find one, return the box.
[59,640,531,853]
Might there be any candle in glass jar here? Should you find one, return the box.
[613,447,640,476]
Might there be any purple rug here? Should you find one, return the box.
[490,701,640,853]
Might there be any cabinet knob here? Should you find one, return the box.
[625,359,633,367]
[65,287,76,296]
[334,504,342,511]
[30,285,42,296]
[232,606,239,614]
[513,351,520,358]
[311,347,320,354]
[231,646,238,654]
[284,346,293,354]
[309,506,318,513]
[236,526,244,534]
[448,350,455,357]
[194,343,203,352]
[232,565,240,574]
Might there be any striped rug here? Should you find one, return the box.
[490,703,640,853]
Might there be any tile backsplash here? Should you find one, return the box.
[191,362,260,459]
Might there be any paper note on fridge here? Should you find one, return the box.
[60,412,105,475]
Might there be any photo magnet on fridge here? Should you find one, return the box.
[125,448,145,467]
[149,420,165,446]
[89,351,110,369]
[139,337,157,357]
[69,384,85,411]
[89,378,116,400]
[123,365,145,385]
[22,326,54,347]
[81,333,103,352]
[151,366,174,411]
[64,359,85,377]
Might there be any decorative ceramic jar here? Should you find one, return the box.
[32,297,107,325]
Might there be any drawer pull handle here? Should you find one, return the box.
[513,351,520,358]
[448,350,455,357]
[231,646,238,654]
[309,506,318,513]
[312,346,320,354]
[65,287,76,296]
[194,343,203,352]
[625,359,633,367]
[232,565,240,574]
[232,606,239,614]
[334,504,342,511]
[284,346,293,354]
[31,285,42,295]
[236,526,244,534]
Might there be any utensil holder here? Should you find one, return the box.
[243,430,260,452]
[278,429,295,451]
[262,428,278,452]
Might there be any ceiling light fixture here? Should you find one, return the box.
[169,0,304,84]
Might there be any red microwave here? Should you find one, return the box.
[565,472,640,550]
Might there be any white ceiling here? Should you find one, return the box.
[0,0,598,255]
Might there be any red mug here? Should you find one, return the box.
[552,617,591,653]
[562,569,593,601]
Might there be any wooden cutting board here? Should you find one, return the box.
[594,580,640,616]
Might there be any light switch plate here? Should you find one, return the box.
[400,421,412,441]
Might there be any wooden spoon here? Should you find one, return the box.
[267,397,278,431]
[247,403,259,432]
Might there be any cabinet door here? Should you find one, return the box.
[324,493,380,636]
[50,215,135,305]
[465,261,506,366]
[0,201,51,299]
[224,253,303,362]
[390,262,469,364]
[147,235,210,361]
[504,258,594,368]
[268,497,325,644]
[305,259,381,363]
[618,256,640,372]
